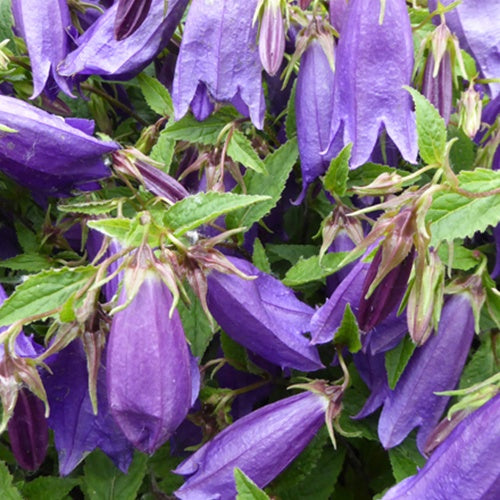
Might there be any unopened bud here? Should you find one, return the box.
[458,86,483,138]
[352,172,404,196]
[258,0,286,76]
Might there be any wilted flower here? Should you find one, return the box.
[325,0,417,168]
[114,0,152,40]
[0,95,117,194]
[59,0,189,79]
[207,256,323,372]
[174,386,334,499]
[383,394,500,499]
[12,0,74,98]
[172,0,265,129]
[258,0,285,77]
[378,293,475,451]
[107,250,198,454]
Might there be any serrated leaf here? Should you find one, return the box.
[58,199,119,215]
[150,128,175,173]
[0,461,23,500]
[235,468,270,500]
[282,252,349,287]
[21,477,79,500]
[428,168,500,245]
[448,126,476,173]
[137,73,173,116]
[0,254,51,272]
[82,450,147,500]
[227,130,267,174]
[324,143,352,197]
[406,86,447,165]
[437,243,480,271]
[226,139,299,229]
[252,238,272,274]
[14,220,38,253]
[388,436,426,482]
[334,304,361,353]
[164,192,270,236]
[161,109,236,145]
[0,266,96,326]
[385,336,416,390]
[87,218,132,241]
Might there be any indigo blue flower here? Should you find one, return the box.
[114,0,152,40]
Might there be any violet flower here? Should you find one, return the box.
[114,0,153,40]
[12,0,74,99]
[59,0,189,80]
[107,268,198,454]
[258,0,285,77]
[422,52,453,124]
[383,394,500,500]
[0,96,117,194]
[378,294,475,451]
[207,256,323,372]
[172,0,265,129]
[174,389,329,499]
[325,0,417,168]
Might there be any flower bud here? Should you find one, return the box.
[458,86,483,138]
[258,0,285,77]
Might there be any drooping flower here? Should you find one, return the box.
[325,0,417,168]
[207,256,323,372]
[11,0,74,98]
[107,249,198,454]
[378,293,475,451]
[59,0,189,80]
[258,0,286,77]
[0,96,117,194]
[382,394,500,500]
[172,0,265,129]
[174,387,332,499]
[114,0,153,40]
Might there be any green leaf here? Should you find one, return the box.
[87,218,132,242]
[428,168,500,245]
[148,444,184,494]
[0,266,96,326]
[150,128,175,173]
[324,143,352,197]
[334,304,361,353]
[347,162,399,188]
[388,436,426,482]
[235,468,270,500]
[282,252,349,287]
[137,73,173,116]
[21,477,79,500]
[226,139,299,230]
[252,238,272,274]
[14,220,38,254]
[0,254,51,272]
[266,244,318,265]
[385,336,416,390]
[406,86,447,165]
[437,243,480,271]
[0,461,23,500]
[227,130,267,174]
[459,334,499,389]
[448,126,476,173]
[82,450,147,500]
[285,79,297,139]
[164,192,270,236]
[161,109,237,145]
[58,199,120,215]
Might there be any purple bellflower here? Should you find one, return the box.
[258,0,286,77]
[114,0,153,40]
[207,256,323,372]
[107,258,198,454]
[172,0,265,129]
[12,0,74,99]
[422,51,453,124]
[325,0,417,168]
[174,388,330,499]
[378,293,475,451]
[383,394,500,500]
[0,96,117,194]
[59,0,189,80]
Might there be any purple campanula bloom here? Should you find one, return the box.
[378,294,475,451]
[325,0,417,168]
[258,0,285,77]
[174,389,329,499]
[422,52,453,124]
[207,256,323,372]
[329,0,348,33]
[107,268,198,454]
[59,0,189,80]
[43,340,134,475]
[172,0,265,129]
[296,36,336,201]
[12,0,74,99]
[114,0,153,40]
[383,394,500,500]
[0,96,117,194]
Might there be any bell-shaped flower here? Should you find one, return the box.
[383,394,500,500]
[174,387,332,499]
[296,34,336,201]
[326,0,417,168]
[172,0,265,129]
[206,256,323,372]
[107,253,198,454]
[378,293,475,451]
[114,0,153,40]
[258,0,285,77]
[43,339,134,475]
[59,0,189,79]
[12,0,74,98]
[0,96,117,194]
